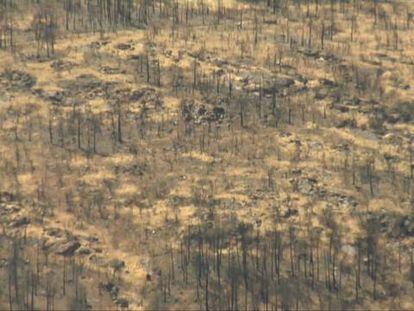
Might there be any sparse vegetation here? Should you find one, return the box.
[0,0,413,309]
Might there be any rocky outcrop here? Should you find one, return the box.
[54,240,81,256]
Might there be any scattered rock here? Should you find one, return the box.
[211,107,226,122]
[89,40,110,49]
[89,254,106,266]
[46,90,65,103]
[130,87,160,105]
[213,57,229,66]
[392,101,414,122]
[365,211,413,238]
[309,141,323,150]
[10,217,30,228]
[0,192,15,203]
[341,244,357,257]
[116,43,133,51]
[398,216,414,237]
[0,258,8,268]
[282,208,299,218]
[0,203,21,216]
[382,133,403,145]
[331,103,350,113]
[297,177,318,195]
[54,240,81,256]
[109,259,125,272]
[336,118,357,128]
[116,298,129,308]
[100,281,119,299]
[240,71,295,95]
[51,60,76,71]
[320,78,337,88]
[100,66,125,75]
[45,227,63,237]
[342,97,361,107]
[77,247,93,256]
[85,235,99,243]
[128,54,141,61]
[314,88,329,100]
[333,143,350,152]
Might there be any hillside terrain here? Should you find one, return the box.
[0,0,414,310]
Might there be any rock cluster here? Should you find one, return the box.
[0,70,36,91]
[181,99,225,124]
